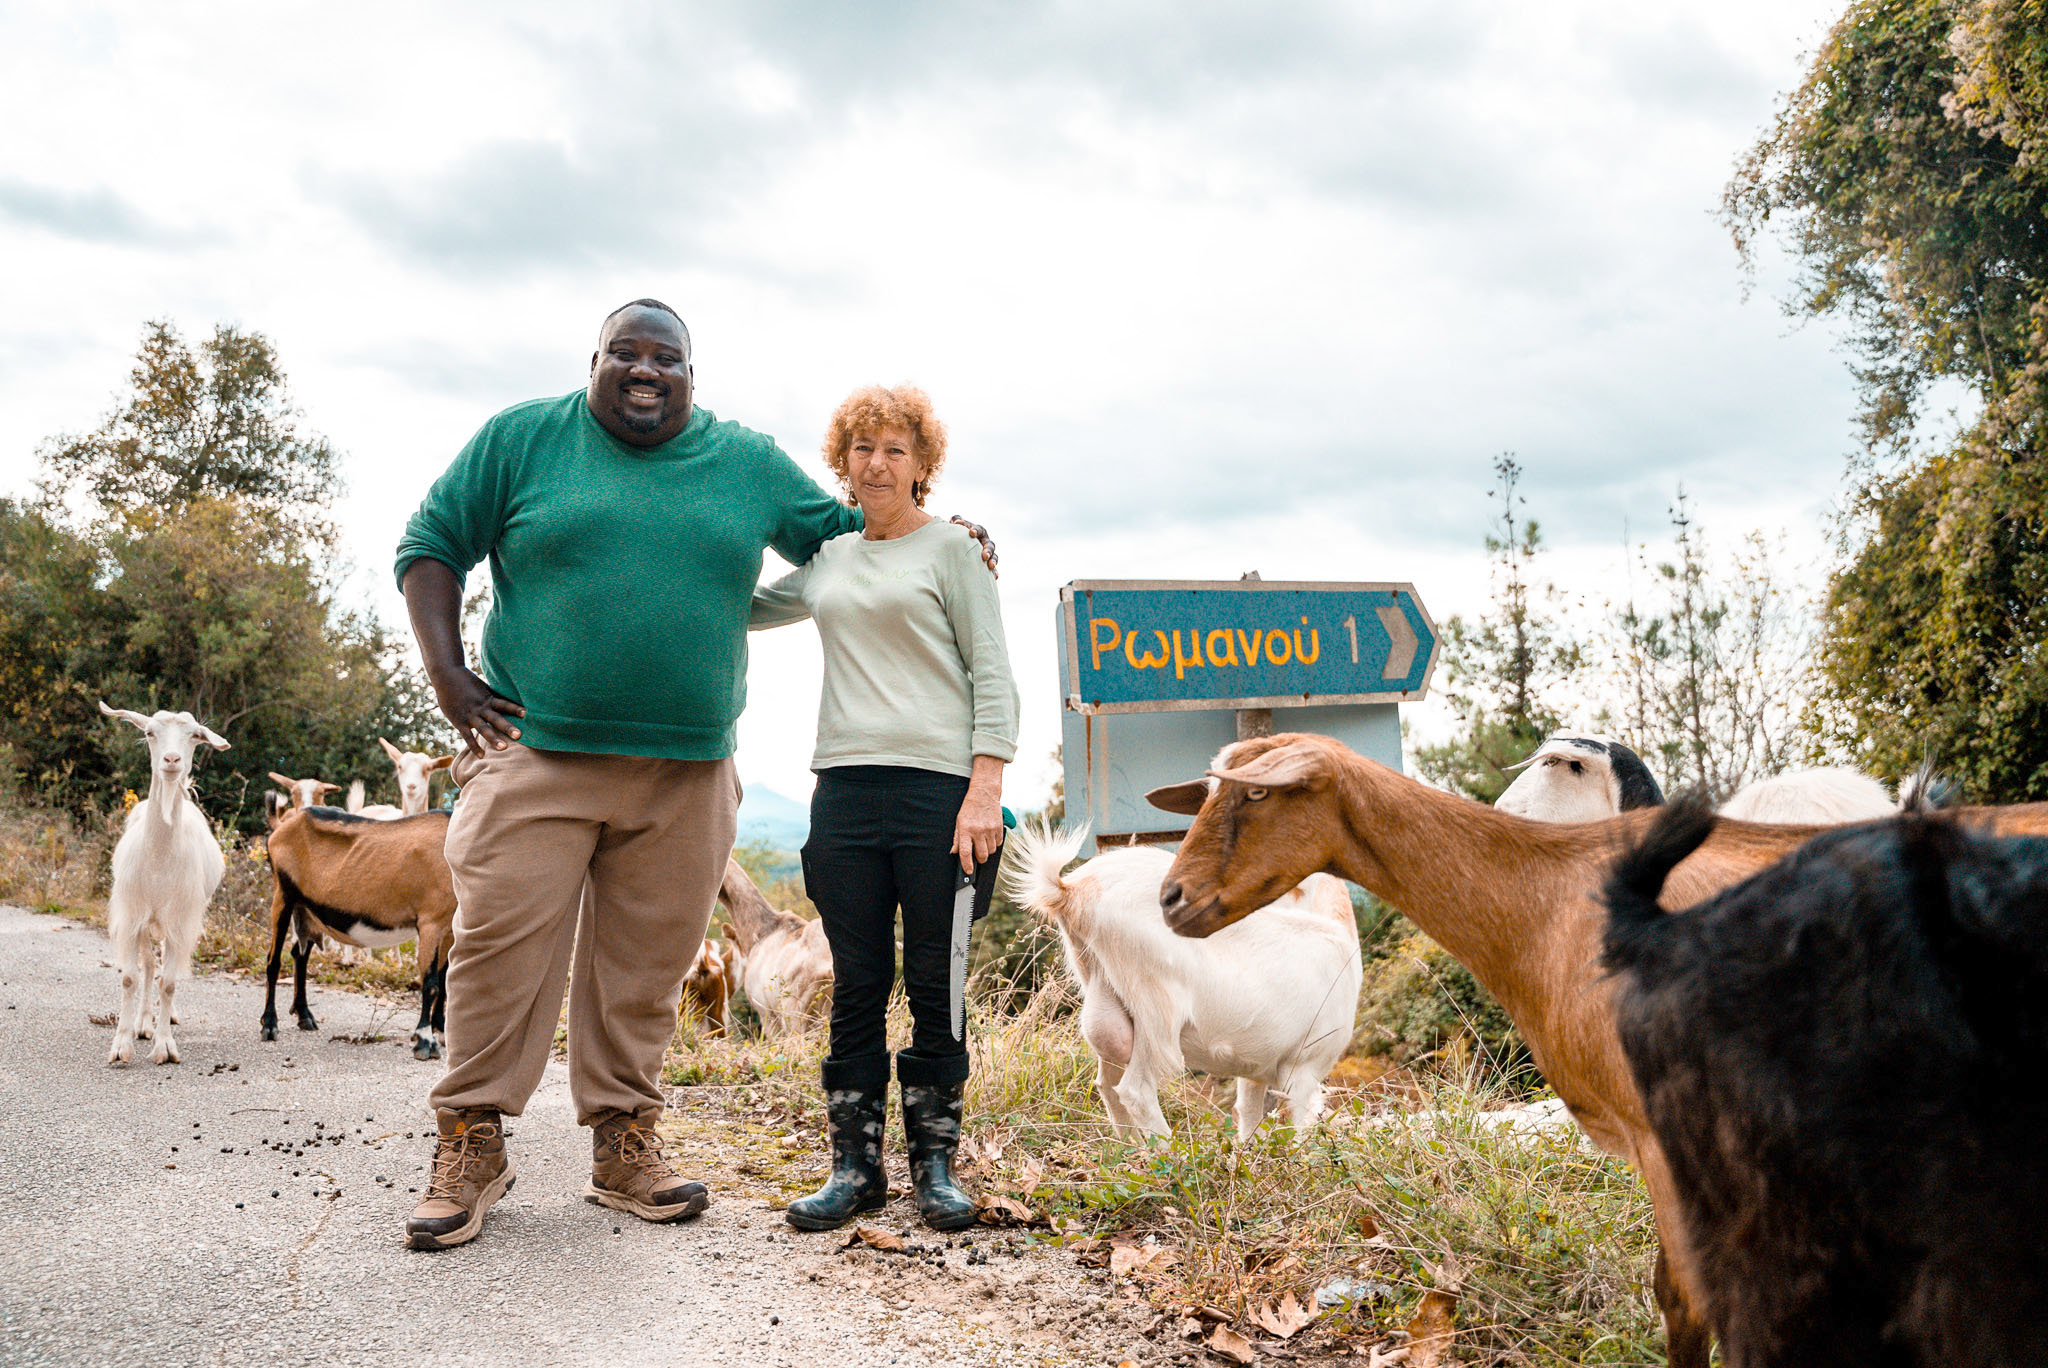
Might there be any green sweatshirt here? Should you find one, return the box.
[750,519,1019,777]
[395,393,859,760]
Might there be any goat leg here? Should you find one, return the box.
[109,921,142,1067]
[412,958,444,1060]
[261,886,290,1041]
[1281,1072,1327,1134]
[1094,1058,1138,1135]
[1233,1079,1270,1142]
[135,938,159,1043]
[151,954,181,1065]
[1656,1245,1713,1368]
[1112,1033,1179,1137]
[289,910,318,1033]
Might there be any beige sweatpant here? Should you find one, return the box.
[428,743,738,1124]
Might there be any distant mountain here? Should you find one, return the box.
[737,784,810,851]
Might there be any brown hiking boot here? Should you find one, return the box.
[584,1110,709,1223]
[405,1108,515,1251]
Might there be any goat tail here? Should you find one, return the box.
[1601,795,1718,974]
[1001,820,1091,922]
[345,779,365,813]
[1898,763,1957,814]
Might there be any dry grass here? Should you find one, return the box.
[661,961,1664,1366]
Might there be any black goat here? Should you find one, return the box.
[1602,799,2048,1367]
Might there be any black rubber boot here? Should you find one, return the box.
[899,1057,976,1231]
[786,1058,889,1232]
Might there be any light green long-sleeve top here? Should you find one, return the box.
[749,519,1019,776]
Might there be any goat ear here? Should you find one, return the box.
[1145,780,1211,815]
[268,771,295,788]
[1208,743,1325,790]
[196,725,231,751]
[378,736,404,763]
[315,781,341,795]
[428,755,455,771]
[98,701,151,731]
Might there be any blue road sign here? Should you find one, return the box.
[1059,580,1439,714]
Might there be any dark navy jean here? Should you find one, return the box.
[802,765,971,1093]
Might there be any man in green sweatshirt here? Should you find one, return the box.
[393,299,861,1249]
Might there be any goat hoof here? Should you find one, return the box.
[296,1016,319,1032]
[108,1046,132,1067]
[413,1038,440,1061]
[152,1041,178,1065]
[260,1024,277,1041]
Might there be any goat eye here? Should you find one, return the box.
[1245,787,1269,801]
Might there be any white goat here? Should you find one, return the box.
[1718,768,1896,823]
[1498,733,1899,826]
[1496,734,1665,822]
[99,702,230,1066]
[1008,824,1362,1141]
[716,861,833,1038]
[351,737,454,820]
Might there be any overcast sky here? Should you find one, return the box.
[0,1,1862,808]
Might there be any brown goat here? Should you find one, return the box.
[267,771,341,810]
[1149,732,2048,1368]
[678,936,736,1038]
[261,806,456,1060]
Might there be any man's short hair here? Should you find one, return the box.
[601,298,691,352]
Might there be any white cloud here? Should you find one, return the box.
[0,0,1859,808]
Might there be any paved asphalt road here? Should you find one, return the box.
[0,906,1119,1368]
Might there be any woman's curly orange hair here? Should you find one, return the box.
[822,385,949,507]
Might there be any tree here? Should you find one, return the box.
[1726,0,2048,799]
[1604,496,1816,797]
[0,322,440,827]
[39,321,340,545]
[1414,455,1582,801]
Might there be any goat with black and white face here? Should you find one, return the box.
[1604,802,2048,1366]
[99,701,231,1066]
[1495,734,1664,822]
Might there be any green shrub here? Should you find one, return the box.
[1355,911,1536,1090]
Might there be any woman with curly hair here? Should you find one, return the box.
[749,384,1018,1231]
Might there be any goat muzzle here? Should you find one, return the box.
[1159,881,1227,938]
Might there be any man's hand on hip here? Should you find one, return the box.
[432,666,526,755]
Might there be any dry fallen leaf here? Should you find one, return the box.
[974,1192,1043,1227]
[1366,1347,1411,1368]
[1016,1156,1046,1196]
[837,1225,905,1253]
[959,1133,1006,1169]
[1108,1243,1181,1279]
[1206,1324,1257,1363]
[1251,1291,1313,1340]
[1403,1263,1463,1368]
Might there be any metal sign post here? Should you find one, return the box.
[1057,578,1439,853]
